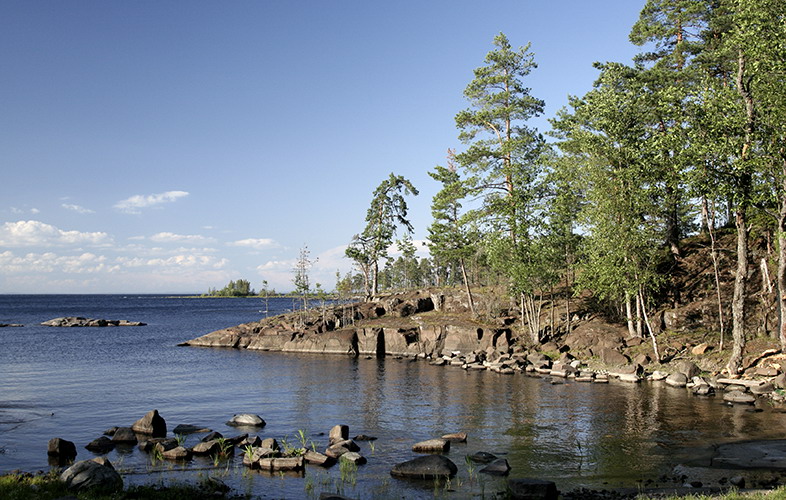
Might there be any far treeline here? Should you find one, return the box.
[340,0,786,375]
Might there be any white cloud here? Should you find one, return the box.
[10,207,40,215]
[229,238,278,250]
[0,250,116,274]
[387,239,430,257]
[114,190,189,214]
[149,232,215,244]
[62,203,95,214]
[0,220,111,248]
[117,254,228,270]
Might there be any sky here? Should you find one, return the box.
[0,0,646,294]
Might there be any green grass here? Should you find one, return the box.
[0,471,247,499]
[638,486,786,499]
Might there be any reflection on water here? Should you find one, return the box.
[2,295,786,498]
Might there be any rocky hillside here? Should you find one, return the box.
[182,229,783,383]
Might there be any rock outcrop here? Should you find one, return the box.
[41,317,146,327]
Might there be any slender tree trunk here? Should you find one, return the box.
[371,260,379,297]
[665,183,681,257]
[625,294,636,338]
[639,288,661,361]
[727,209,749,374]
[707,201,725,351]
[550,286,555,337]
[727,49,755,375]
[459,257,476,317]
[635,295,643,338]
[777,174,786,349]
[565,248,572,335]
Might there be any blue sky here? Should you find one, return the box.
[1,1,644,294]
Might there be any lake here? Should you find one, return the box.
[1,294,784,498]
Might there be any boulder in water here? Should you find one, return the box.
[390,455,457,479]
[131,409,166,437]
[226,413,265,427]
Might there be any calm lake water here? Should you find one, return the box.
[1,295,786,498]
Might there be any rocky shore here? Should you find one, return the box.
[182,289,786,406]
[177,288,786,496]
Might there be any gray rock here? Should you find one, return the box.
[239,435,262,448]
[304,450,335,466]
[693,384,714,396]
[191,439,221,455]
[244,447,279,467]
[480,458,511,476]
[666,373,688,388]
[467,451,497,464]
[326,439,359,458]
[152,438,178,453]
[340,452,367,465]
[597,347,629,366]
[161,446,191,460]
[257,456,305,471]
[723,390,756,404]
[47,438,77,462]
[353,434,377,441]
[227,413,265,427]
[674,360,700,379]
[441,432,467,443]
[730,476,745,487]
[85,437,115,454]
[41,317,145,327]
[131,409,166,437]
[111,427,137,444]
[260,437,279,450]
[390,455,457,479]
[201,431,223,442]
[412,438,450,453]
[750,382,774,395]
[508,478,558,500]
[172,424,212,434]
[60,458,123,493]
[329,424,349,445]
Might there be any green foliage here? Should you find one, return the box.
[345,173,418,297]
[206,279,254,297]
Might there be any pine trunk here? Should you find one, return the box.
[459,257,476,317]
[777,171,786,349]
[727,209,749,374]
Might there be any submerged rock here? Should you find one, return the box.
[390,455,457,479]
[172,424,212,434]
[508,478,558,500]
[85,436,115,454]
[723,391,756,404]
[467,451,498,464]
[480,458,511,476]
